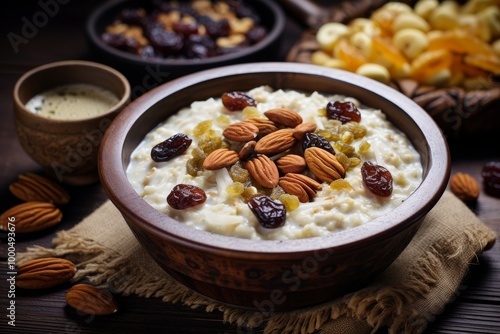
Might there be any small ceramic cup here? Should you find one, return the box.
[13,60,131,186]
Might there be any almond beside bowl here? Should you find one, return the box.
[98,62,450,310]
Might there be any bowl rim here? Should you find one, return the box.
[13,60,131,124]
[85,0,286,67]
[99,62,450,257]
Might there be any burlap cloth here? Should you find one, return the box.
[19,191,496,334]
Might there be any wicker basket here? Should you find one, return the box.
[281,0,500,138]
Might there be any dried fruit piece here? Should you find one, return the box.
[278,193,300,211]
[0,201,62,233]
[203,148,239,170]
[305,147,345,183]
[222,122,259,142]
[482,161,500,198]
[410,49,453,82]
[427,30,496,57]
[254,129,297,156]
[229,161,250,183]
[449,172,480,202]
[326,101,361,124]
[221,91,257,111]
[167,184,207,210]
[303,133,335,154]
[246,155,279,188]
[16,258,76,289]
[9,173,70,205]
[66,284,118,315]
[264,108,303,128]
[334,38,367,72]
[151,133,192,162]
[361,161,393,197]
[248,195,286,229]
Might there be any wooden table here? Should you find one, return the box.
[1,1,499,333]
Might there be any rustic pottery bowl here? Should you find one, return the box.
[99,63,450,309]
[13,60,131,186]
[85,0,285,89]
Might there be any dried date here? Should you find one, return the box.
[481,161,500,198]
[248,195,286,229]
[361,161,393,197]
[167,184,207,210]
[151,133,192,162]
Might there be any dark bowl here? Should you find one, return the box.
[86,0,285,89]
[99,62,450,310]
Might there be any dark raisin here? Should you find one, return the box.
[246,26,267,44]
[326,101,361,124]
[302,133,335,154]
[167,184,207,210]
[172,22,199,37]
[151,133,192,162]
[101,33,140,53]
[149,29,183,55]
[138,45,160,59]
[118,8,145,25]
[248,195,286,229]
[198,16,230,38]
[185,34,216,58]
[481,161,500,198]
[361,161,393,197]
[221,91,257,111]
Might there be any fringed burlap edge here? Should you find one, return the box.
[17,214,496,334]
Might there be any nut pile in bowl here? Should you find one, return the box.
[312,0,500,89]
[101,0,268,60]
[127,86,423,240]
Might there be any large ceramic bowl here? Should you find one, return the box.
[99,63,450,310]
[86,0,285,88]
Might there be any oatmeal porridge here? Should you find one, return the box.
[126,86,422,240]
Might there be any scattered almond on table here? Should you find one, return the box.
[66,284,118,315]
[450,172,480,202]
[16,258,77,289]
[0,201,63,233]
[9,172,70,205]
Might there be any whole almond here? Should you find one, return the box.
[222,122,259,142]
[244,117,278,137]
[450,172,480,202]
[66,284,118,315]
[10,172,70,205]
[246,155,279,188]
[264,108,303,128]
[0,201,62,233]
[254,129,297,156]
[305,147,345,183]
[276,154,307,174]
[17,258,76,289]
[279,173,322,202]
[203,148,239,170]
[293,122,317,140]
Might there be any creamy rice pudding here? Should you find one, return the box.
[127,86,422,240]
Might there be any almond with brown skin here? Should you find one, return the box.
[222,122,259,142]
[203,148,239,170]
[264,108,303,128]
[305,147,345,183]
[10,172,70,205]
[244,117,278,137]
[66,284,118,315]
[0,201,63,233]
[279,173,322,202]
[246,155,279,188]
[450,172,480,202]
[276,154,307,174]
[293,122,317,140]
[254,129,297,156]
[17,258,76,289]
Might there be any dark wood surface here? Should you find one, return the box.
[1,1,499,333]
